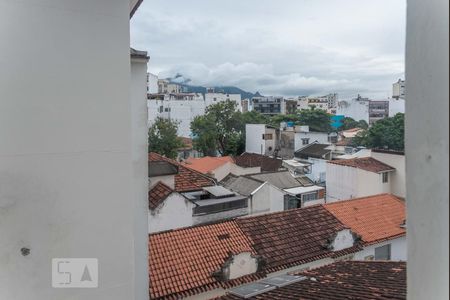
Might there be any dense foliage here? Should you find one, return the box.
[352,113,405,151]
[340,117,369,130]
[148,117,184,159]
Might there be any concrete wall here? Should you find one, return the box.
[130,56,150,300]
[148,193,194,233]
[250,183,285,215]
[227,252,258,280]
[205,93,242,112]
[0,1,147,299]
[306,158,327,183]
[326,164,390,202]
[354,237,407,261]
[405,0,449,298]
[245,124,266,155]
[371,152,406,198]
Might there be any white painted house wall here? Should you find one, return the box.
[326,164,391,202]
[389,98,405,117]
[0,1,147,299]
[306,157,328,183]
[354,237,407,261]
[130,54,151,300]
[250,183,285,215]
[406,0,449,298]
[371,152,406,198]
[246,124,267,155]
[148,193,194,233]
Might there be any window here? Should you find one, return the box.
[263,133,273,140]
[193,199,248,215]
[302,192,318,203]
[284,194,300,210]
[302,138,310,145]
[374,244,391,260]
[382,172,389,183]
[158,106,163,113]
[164,107,170,112]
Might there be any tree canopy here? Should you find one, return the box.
[352,113,405,151]
[297,108,333,132]
[191,101,244,156]
[340,117,369,130]
[148,117,184,159]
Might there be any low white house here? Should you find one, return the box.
[245,124,280,156]
[326,157,396,202]
[371,149,406,198]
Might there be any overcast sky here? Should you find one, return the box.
[131,0,406,99]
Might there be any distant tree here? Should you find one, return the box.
[191,100,243,156]
[148,117,184,159]
[341,117,369,130]
[297,108,332,132]
[353,113,405,151]
[267,114,301,127]
[240,111,268,125]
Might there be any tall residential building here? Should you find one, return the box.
[148,93,205,138]
[147,72,158,93]
[392,79,405,99]
[369,101,390,125]
[251,96,285,115]
[205,92,242,111]
[157,79,183,94]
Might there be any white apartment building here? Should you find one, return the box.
[205,92,243,111]
[393,79,406,99]
[297,94,338,112]
[157,79,183,94]
[148,93,205,137]
[245,124,280,156]
[336,96,370,123]
[389,97,405,117]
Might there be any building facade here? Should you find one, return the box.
[392,79,405,99]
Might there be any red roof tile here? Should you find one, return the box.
[324,194,406,244]
[235,205,361,273]
[182,156,234,174]
[149,182,173,210]
[149,152,215,192]
[216,261,406,300]
[327,157,395,173]
[149,221,256,299]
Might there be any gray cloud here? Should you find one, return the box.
[131,0,406,99]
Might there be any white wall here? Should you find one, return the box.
[326,163,358,202]
[371,152,406,198]
[147,96,205,138]
[336,99,370,123]
[250,183,285,215]
[130,56,150,300]
[306,158,328,183]
[354,237,407,261]
[205,93,242,111]
[326,164,390,202]
[0,1,147,299]
[148,193,194,233]
[406,0,449,299]
[294,132,329,150]
[245,124,266,155]
[389,98,405,117]
[147,72,158,94]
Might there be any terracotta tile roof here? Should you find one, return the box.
[149,221,257,299]
[149,206,364,299]
[324,194,406,245]
[235,205,361,272]
[182,156,234,174]
[327,157,395,173]
[234,153,283,172]
[149,182,173,210]
[217,261,406,300]
[149,152,215,192]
